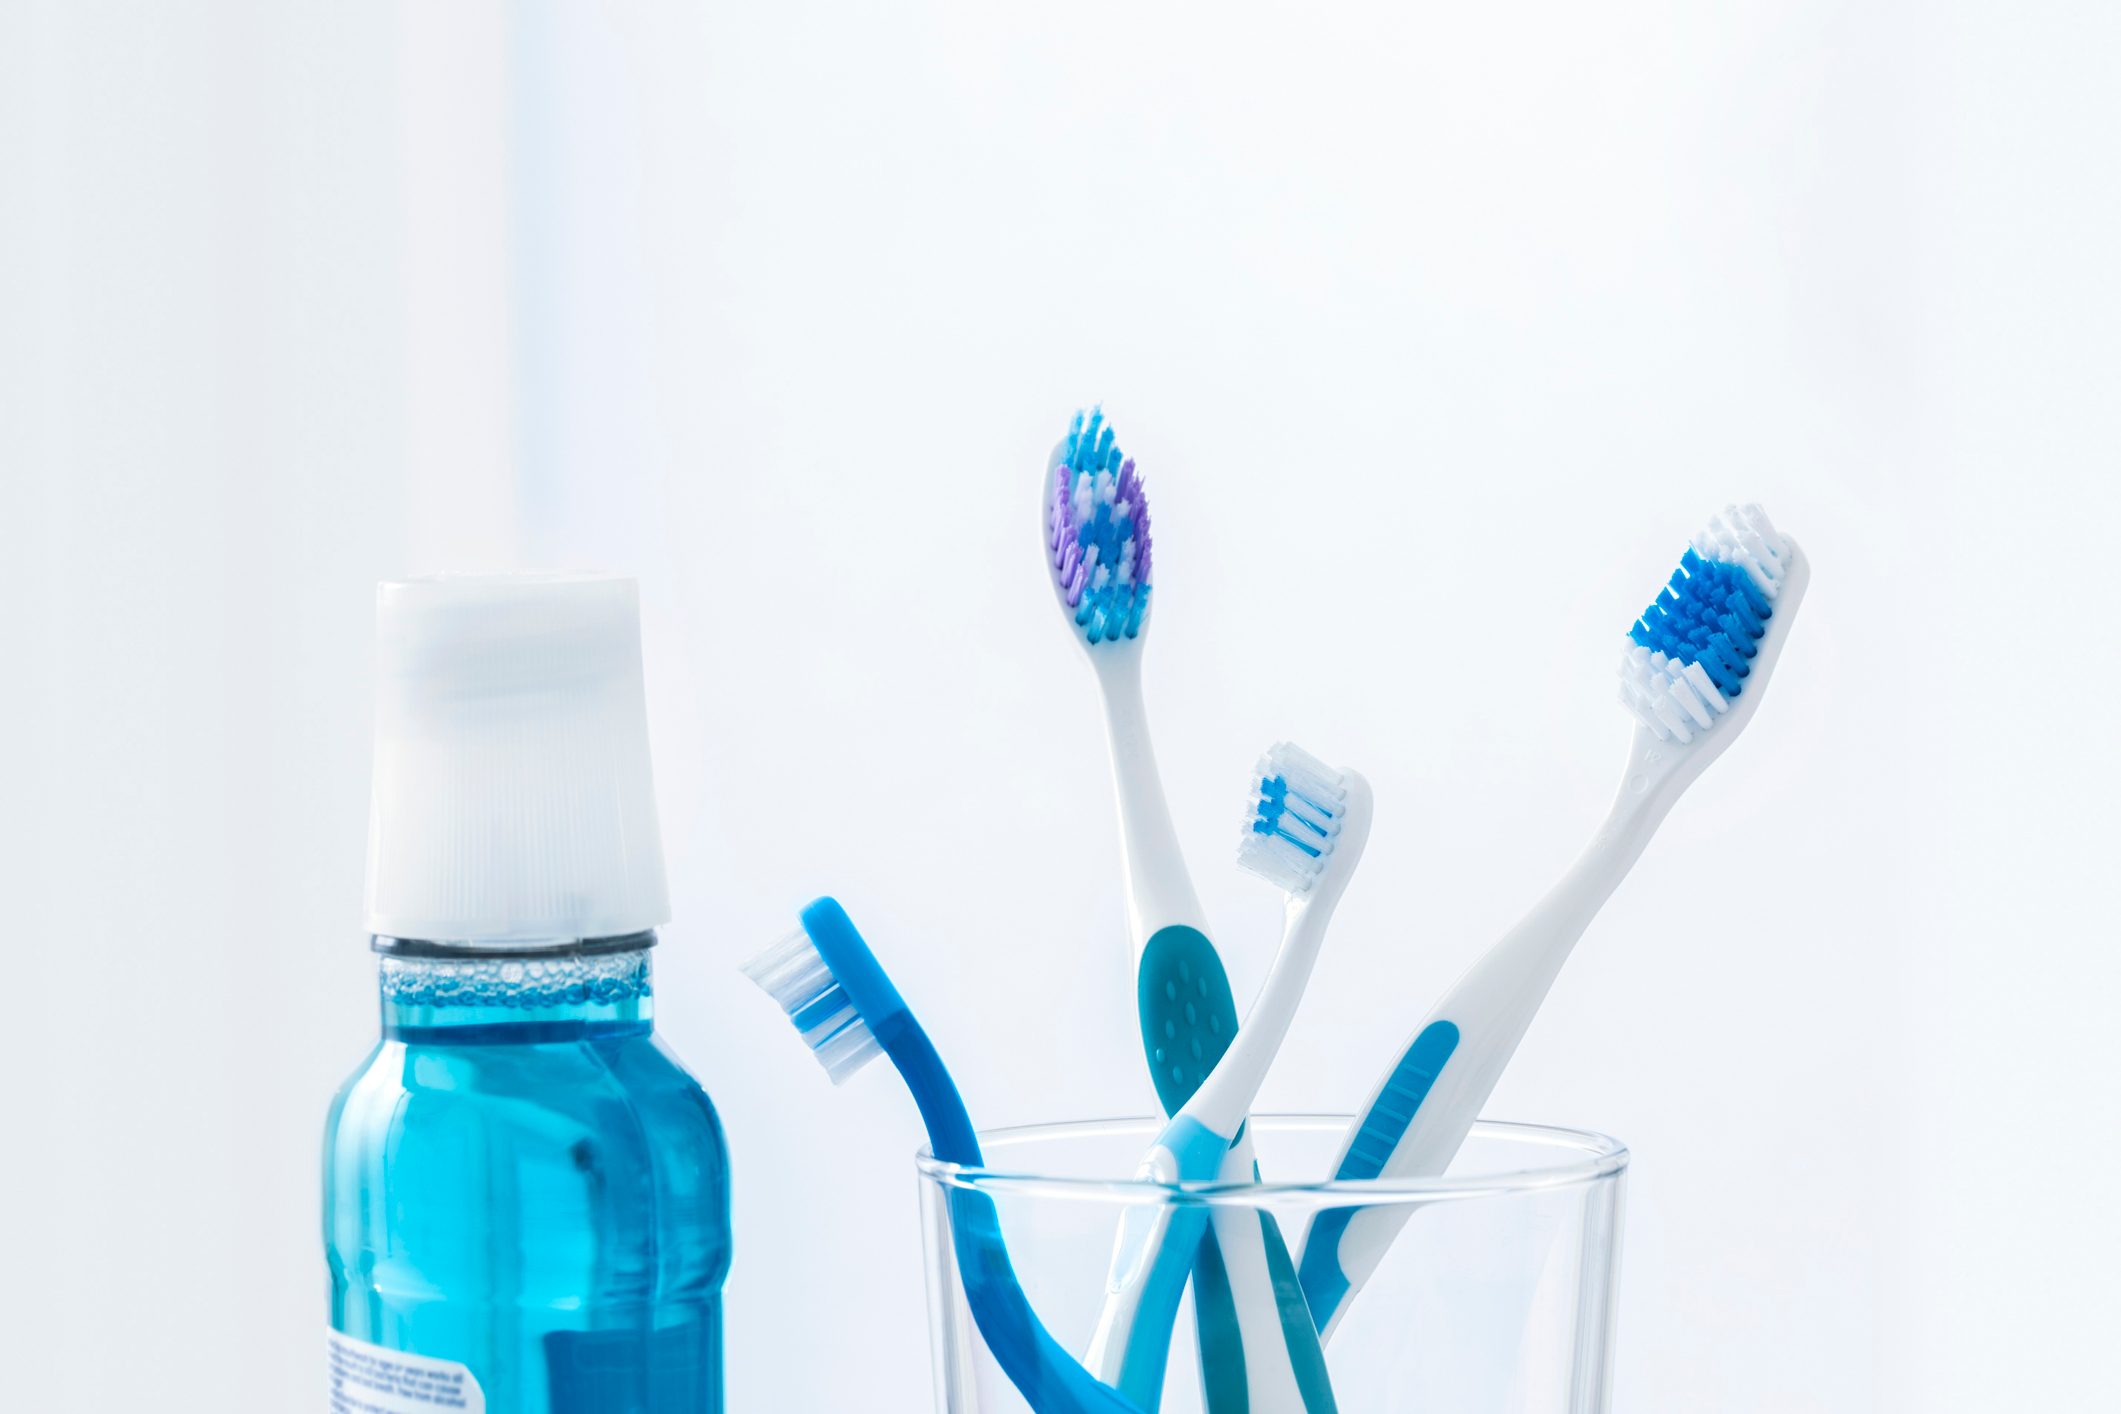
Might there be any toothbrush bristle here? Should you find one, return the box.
[1237,742,1349,896]
[741,927,882,1085]
[1618,503,1793,745]
[1046,407,1154,645]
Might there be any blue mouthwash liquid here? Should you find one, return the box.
[324,937,729,1412]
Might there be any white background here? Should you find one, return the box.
[2,3,2116,1410]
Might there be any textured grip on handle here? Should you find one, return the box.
[1297,1021,1460,1332]
[1341,1022,1461,1182]
[1137,925,1238,1114]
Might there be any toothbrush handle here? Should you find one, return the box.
[949,1189,1152,1414]
[1103,917,1344,1410]
[1089,1123,1343,1412]
[881,1014,1147,1414]
[1134,1134,1341,1413]
[1087,1200,1213,1407]
[1095,1068,1343,1412]
[1293,1020,1462,1336]
[1195,1146,1341,1413]
[1098,654,1211,945]
[1299,793,1670,1338]
[1085,1119,1230,1405]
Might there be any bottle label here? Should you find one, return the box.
[327,1330,485,1414]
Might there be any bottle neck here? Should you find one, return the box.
[376,939,656,1044]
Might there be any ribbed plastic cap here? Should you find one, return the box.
[364,573,672,944]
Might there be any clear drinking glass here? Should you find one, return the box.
[918,1115,1626,1414]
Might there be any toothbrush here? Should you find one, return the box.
[1086,744,1369,1414]
[1045,410,1324,1409]
[1294,504,1809,1339]
[744,897,1147,1414]
[1043,409,1220,1120]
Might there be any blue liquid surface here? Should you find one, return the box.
[324,951,729,1412]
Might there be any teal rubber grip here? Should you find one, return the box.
[1136,925,1238,1115]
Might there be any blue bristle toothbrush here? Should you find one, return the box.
[1295,504,1809,1338]
[1045,410,1329,1410]
[743,897,1147,1414]
[1087,744,1369,1414]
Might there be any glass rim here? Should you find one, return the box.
[915,1113,1629,1206]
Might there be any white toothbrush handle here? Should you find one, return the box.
[1301,754,1681,1340]
[1190,892,1338,1132]
[1095,644,1212,944]
[1302,532,1808,1339]
[1203,1135,1338,1413]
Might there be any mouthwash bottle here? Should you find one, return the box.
[325,573,729,1413]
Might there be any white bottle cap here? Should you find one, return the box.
[364,572,672,945]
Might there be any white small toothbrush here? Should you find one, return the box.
[1295,504,1809,1340]
[1087,744,1371,1413]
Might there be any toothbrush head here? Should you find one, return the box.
[1045,408,1154,646]
[743,927,881,1084]
[1237,742,1356,897]
[1618,503,1807,746]
[742,897,906,1085]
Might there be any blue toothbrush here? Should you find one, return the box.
[744,897,1146,1414]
